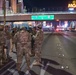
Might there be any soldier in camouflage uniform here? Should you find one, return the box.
[0,25,7,66]
[11,28,18,53]
[14,27,31,74]
[30,27,37,56]
[33,25,44,65]
[4,26,12,59]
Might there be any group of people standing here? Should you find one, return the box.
[0,25,44,75]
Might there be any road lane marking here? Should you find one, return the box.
[2,63,15,75]
[0,61,14,70]
[40,61,50,75]
[25,60,35,75]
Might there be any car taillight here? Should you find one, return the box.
[56,29,59,32]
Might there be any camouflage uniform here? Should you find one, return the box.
[0,26,7,65]
[4,26,12,58]
[11,28,18,52]
[34,27,44,63]
[14,28,31,71]
[31,27,37,55]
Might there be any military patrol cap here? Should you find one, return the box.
[37,25,42,29]
[20,27,27,30]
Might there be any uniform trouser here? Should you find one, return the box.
[16,43,30,71]
[0,47,3,65]
[6,40,10,58]
[31,39,35,55]
[0,46,7,65]
[34,43,42,62]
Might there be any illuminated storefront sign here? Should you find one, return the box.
[68,4,76,8]
[68,1,76,8]
[31,15,54,20]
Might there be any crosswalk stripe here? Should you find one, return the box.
[25,60,35,74]
[40,61,50,75]
[2,63,15,75]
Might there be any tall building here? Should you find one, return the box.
[0,0,24,14]
[17,3,22,13]
[11,0,17,13]
[0,0,9,14]
[6,0,9,9]
[0,0,3,14]
[6,0,9,14]
[18,0,24,13]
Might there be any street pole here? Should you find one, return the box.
[3,0,6,26]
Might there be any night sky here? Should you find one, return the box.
[23,0,72,8]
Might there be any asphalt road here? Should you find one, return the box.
[1,31,76,75]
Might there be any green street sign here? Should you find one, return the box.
[31,15,54,20]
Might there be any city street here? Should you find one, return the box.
[0,31,76,75]
[0,0,76,75]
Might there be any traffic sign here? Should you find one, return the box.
[31,15,54,20]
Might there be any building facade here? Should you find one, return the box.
[0,0,3,14]
[11,0,17,13]
[0,0,24,14]
[18,0,24,13]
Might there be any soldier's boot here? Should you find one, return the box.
[18,71,25,75]
[16,63,21,71]
[3,53,8,64]
[25,60,30,75]
[26,58,30,68]
[26,53,30,71]
[3,49,8,62]
[33,50,41,66]
[0,59,3,66]
[26,62,30,71]
[2,57,7,64]
[16,63,25,75]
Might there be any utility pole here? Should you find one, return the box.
[3,0,6,26]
